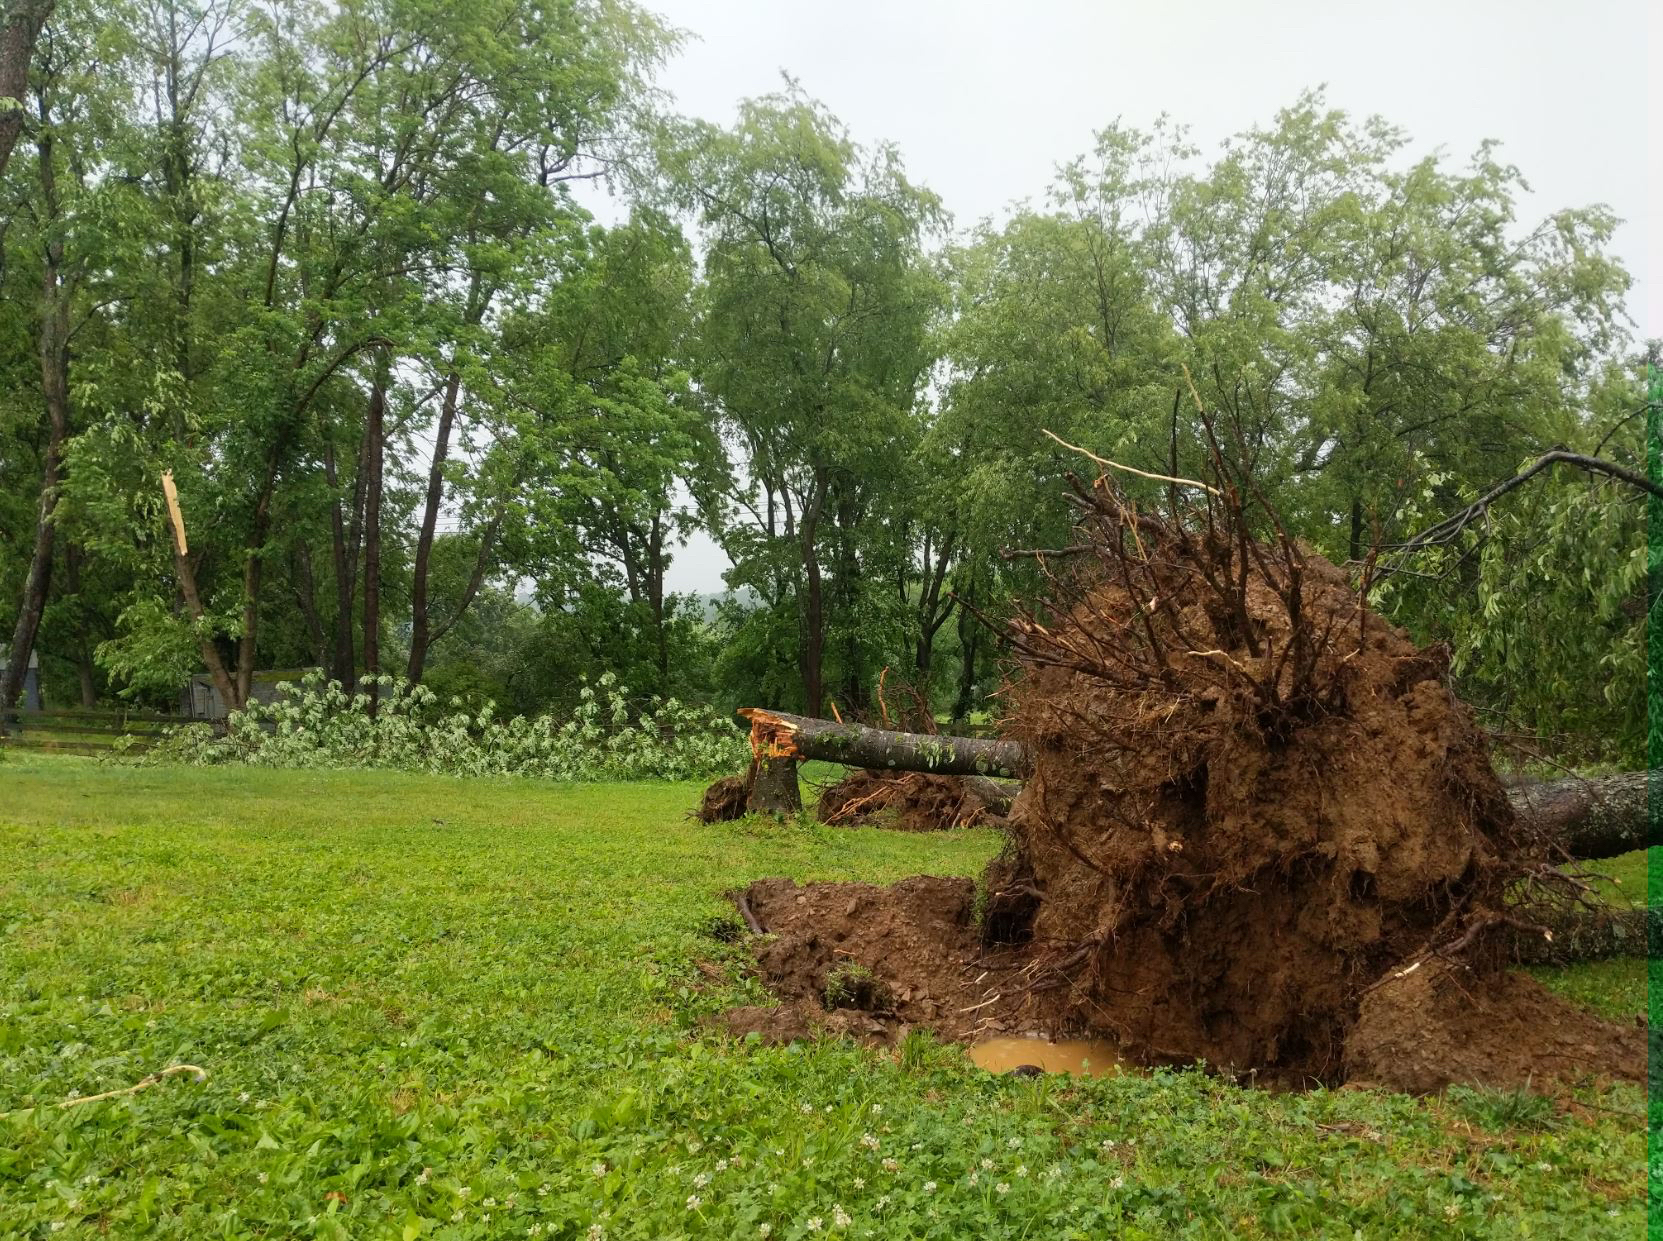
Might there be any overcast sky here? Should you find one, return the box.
[592,0,1657,595]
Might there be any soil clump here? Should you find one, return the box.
[815,769,1005,831]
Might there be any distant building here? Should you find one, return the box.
[0,651,42,710]
[181,669,314,720]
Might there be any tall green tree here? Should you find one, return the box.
[673,85,944,715]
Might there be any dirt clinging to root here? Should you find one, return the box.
[816,770,1005,831]
[721,470,1643,1093]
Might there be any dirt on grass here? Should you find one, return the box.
[716,470,1644,1095]
[815,769,1006,831]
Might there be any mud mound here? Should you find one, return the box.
[1345,962,1645,1093]
[816,770,1004,831]
[697,773,751,823]
[724,876,1026,1044]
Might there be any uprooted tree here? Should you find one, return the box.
[727,709,1657,863]
[714,411,1650,1088]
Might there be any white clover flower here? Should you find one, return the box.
[716,1159,729,1172]
[806,1218,822,1233]
[484,1197,497,1208]
[458,1187,471,1199]
[538,1183,550,1196]
[1015,1165,1028,1178]
[801,1104,814,1115]
[910,1142,923,1151]
[875,1195,890,1210]
[452,1210,464,1222]
[1109,1176,1124,1190]
[239,1091,250,1103]
[257,1172,269,1184]
[922,1181,937,1193]
[686,1194,702,1210]
[1444,1204,1460,1220]
[693,1173,710,1188]
[592,1162,607,1178]
[980,1158,994,1171]
[1534,1162,1552,1172]
[759,1226,771,1238]
[968,1171,980,1186]
[853,1177,864,1189]
[823,1105,833,1114]
[1044,1166,1062,1181]
[417,1167,432,1185]
[833,1205,851,1228]
[688,1139,703,1154]
[860,1133,879,1150]
[996,1182,1010,1195]
[881,1158,898,1172]
[1100,1139,1117,1152]
[1007,1137,1021,1150]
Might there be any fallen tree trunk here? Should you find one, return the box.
[1507,904,1661,966]
[738,708,1030,779]
[736,708,1656,859]
[1508,770,1656,860]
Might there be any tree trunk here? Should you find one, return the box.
[800,479,826,717]
[361,362,386,712]
[0,0,53,180]
[1509,770,1656,860]
[407,369,459,683]
[1507,905,1660,966]
[64,542,95,706]
[324,438,355,684]
[292,543,328,670]
[2,130,69,726]
[236,459,275,708]
[747,754,802,818]
[951,573,982,721]
[737,708,1030,779]
[733,712,1654,856]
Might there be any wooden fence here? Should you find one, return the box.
[0,707,208,757]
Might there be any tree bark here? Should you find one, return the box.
[1507,905,1660,966]
[64,541,94,706]
[799,469,828,717]
[747,754,802,818]
[1,121,69,726]
[407,370,459,683]
[0,0,52,180]
[361,362,387,712]
[323,437,355,683]
[737,708,1030,779]
[1509,770,1656,860]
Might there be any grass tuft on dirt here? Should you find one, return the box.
[0,755,1647,1238]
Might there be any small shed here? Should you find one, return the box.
[0,651,42,710]
[181,669,314,720]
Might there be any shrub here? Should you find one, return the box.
[146,670,747,782]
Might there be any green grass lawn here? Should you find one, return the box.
[0,755,1648,1238]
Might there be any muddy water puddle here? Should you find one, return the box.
[969,1036,1127,1077]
